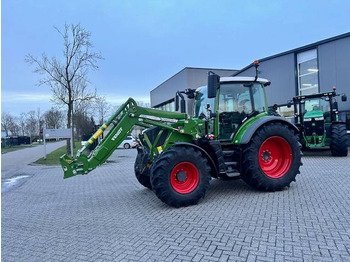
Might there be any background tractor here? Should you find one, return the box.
[61,62,302,207]
[287,88,348,156]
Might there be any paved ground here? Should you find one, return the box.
[1,140,65,179]
[2,148,350,261]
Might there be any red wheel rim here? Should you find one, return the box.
[170,162,199,194]
[258,136,292,178]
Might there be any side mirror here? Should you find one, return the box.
[175,95,179,111]
[208,73,220,98]
[342,94,347,102]
[333,101,338,110]
[175,91,186,113]
[287,101,291,108]
[180,99,186,113]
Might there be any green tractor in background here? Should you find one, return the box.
[288,88,348,156]
[61,62,302,207]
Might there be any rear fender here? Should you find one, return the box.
[237,116,299,145]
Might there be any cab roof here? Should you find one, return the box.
[220,76,270,84]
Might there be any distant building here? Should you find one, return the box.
[234,32,350,123]
[150,33,350,125]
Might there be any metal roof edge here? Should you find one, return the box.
[151,67,239,93]
[150,68,187,93]
[234,32,350,76]
[184,66,238,71]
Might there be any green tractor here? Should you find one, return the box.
[287,88,348,156]
[61,62,302,207]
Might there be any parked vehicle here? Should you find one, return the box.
[286,87,348,156]
[118,136,138,149]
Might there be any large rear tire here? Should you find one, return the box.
[330,123,348,156]
[150,146,211,207]
[241,122,301,191]
[134,147,152,189]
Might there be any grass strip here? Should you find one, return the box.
[34,142,82,165]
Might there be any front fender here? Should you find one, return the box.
[234,116,299,145]
[173,142,219,177]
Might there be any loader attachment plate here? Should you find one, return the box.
[60,154,89,179]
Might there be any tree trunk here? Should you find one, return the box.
[66,102,72,155]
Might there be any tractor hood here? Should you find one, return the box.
[304,110,324,120]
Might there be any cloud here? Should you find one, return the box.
[1,92,150,104]
[2,92,52,103]
[1,91,151,116]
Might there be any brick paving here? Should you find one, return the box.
[2,149,350,261]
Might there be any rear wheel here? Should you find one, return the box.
[241,122,301,191]
[150,146,211,207]
[134,147,152,189]
[330,123,348,156]
[124,143,131,149]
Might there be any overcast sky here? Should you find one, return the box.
[2,0,350,116]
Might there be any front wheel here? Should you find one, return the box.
[124,143,131,149]
[150,146,211,207]
[241,122,301,191]
[134,147,152,189]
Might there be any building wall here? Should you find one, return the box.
[151,68,237,108]
[186,68,238,90]
[235,36,350,115]
[235,54,296,106]
[150,69,187,107]
[150,34,350,125]
[318,37,350,112]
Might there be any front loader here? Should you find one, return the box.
[61,61,302,207]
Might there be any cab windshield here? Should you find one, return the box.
[219,82,266,114]
[218,82,266,139]
[301,97,330,114]
[299,96,331,123]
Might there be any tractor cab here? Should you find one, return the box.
[292,91,341,125]
[190,76,270,141]
[205,77,270,141]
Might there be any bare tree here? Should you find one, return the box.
[136,100,150,108]
[26,111,38,139]
[44,108,64,129]
[26,23,103,153]
[73,104,96,141]
[9,119,20,136]
[18,113,28,136]
[2,112,16,136]
[36,108,44,134]
[94,96,111,125]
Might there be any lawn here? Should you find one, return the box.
[1,143,38,154]
[34,142,82,165]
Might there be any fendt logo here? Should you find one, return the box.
[111,127,123,141]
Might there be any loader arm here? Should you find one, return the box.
[60,98,193,178]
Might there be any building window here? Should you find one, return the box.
[297,49,319,95]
